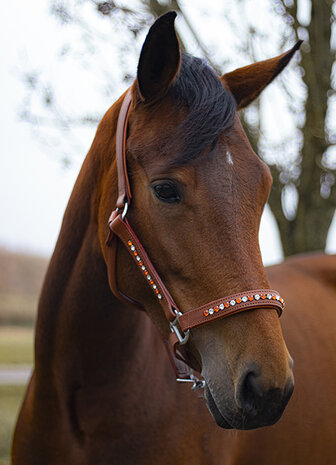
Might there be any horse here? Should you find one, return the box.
[12,12,336,465]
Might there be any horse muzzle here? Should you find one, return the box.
[204,368,294,430]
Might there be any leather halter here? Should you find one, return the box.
[106,89,285,385]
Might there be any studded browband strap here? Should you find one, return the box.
[105,89,285,380]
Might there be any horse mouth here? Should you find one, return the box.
[204,386,233,429]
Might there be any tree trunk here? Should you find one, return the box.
[267,0,335,256]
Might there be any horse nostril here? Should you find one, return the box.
[235,370,294,421]
[236,371,261,416]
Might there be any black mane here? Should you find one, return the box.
[168,53,236,165]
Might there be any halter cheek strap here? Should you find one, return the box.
[115,91,132,209]
[105,89,285,385]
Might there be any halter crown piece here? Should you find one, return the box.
[106,89,285,388]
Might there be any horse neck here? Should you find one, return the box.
[34,97,155,386]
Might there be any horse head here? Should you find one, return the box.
[99,12,298,430]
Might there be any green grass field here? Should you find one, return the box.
[0,327,33,465]
[0,385,26,465]
[0,248,43,464]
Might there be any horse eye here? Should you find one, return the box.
[152,183,181,203]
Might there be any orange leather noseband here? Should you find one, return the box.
[106,89,285,385]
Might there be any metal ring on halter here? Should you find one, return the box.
[121,202,129,220]
[176,372,206,390]
[170,310,190,345]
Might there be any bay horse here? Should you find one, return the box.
[12,12,336,465]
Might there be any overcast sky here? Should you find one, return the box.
[0,0,335,264]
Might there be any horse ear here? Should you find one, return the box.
[137,11,181,102]
[221,41,302,110]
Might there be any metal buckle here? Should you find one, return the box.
[121,202,128,220]
[170,310,190,345]
[176,372,206,390]
[113,202,129,222]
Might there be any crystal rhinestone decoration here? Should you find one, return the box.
[127,240,162,301]
[202,292,285,318]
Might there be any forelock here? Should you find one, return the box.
[167,53,236,165]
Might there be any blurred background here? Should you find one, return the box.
[0,0,335,463]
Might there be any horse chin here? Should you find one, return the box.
[205,386,233,429]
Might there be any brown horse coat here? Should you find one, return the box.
[12,12,336,465]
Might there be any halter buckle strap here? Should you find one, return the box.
[170,310,190,345]
[106,89,285,385]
